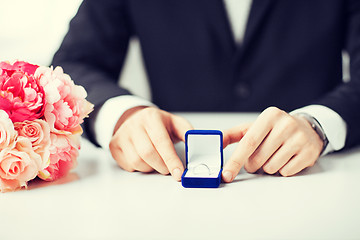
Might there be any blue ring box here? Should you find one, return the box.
[181,130,223,188]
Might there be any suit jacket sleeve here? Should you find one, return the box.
[315,0,360,149]
[52,0,132,144]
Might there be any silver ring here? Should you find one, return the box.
[193,163,211,176]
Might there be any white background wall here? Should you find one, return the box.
[0,0,151,100]
[0,0,82,65]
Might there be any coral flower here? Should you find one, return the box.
[0,137,42,192]
[0,110,17,150]
[14,120,51,170]
[35,66,93,134]
[0,61,45,122]
[38,133,80,181]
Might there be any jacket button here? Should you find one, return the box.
[235,82,250,99]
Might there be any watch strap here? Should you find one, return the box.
[295,112,329,155]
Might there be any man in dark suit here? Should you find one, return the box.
[52,0,360,183]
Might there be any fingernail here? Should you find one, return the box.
[172,168,182,181]
[223,171,233,182]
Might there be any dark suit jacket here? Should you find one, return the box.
[52,0,360,148]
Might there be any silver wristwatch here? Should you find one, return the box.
[295,112,329,154]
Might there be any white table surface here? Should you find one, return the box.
[1,113,360,240]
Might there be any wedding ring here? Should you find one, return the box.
[193,163,211,176]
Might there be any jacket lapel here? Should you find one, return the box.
[202,0,236,57]
[203,0,274,55]
[239,0,275,53]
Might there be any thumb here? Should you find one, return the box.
[223,123,252,148]
[168,114,194,142]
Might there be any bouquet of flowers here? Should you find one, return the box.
[0,61,93,192]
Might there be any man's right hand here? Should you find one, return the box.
[109,106,193,181]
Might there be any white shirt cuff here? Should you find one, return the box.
[291,105,347,155]
[94,95,155,149]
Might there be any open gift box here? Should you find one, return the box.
[181,130,223,188]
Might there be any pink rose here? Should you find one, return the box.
[35,66,93,134]
[14,120,51,170]
[0,137,42,192]
[0,110,17,150]
[0,61,45,122]
[38,133,79,181]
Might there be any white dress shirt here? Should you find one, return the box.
[94,0,347,154]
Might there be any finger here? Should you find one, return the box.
[222,123,252,148]
[166,113,194,142]
[245,129,283,173]
[261,136,303,174]
[110,134,136,172]
[131,127,169,175]
[222,110,276,182]
[278,151,314,177]
[110,144,134,171]
[245,118,296,173]
[144,114,184,181]
[124,140,154,172]
[262,147,294,175]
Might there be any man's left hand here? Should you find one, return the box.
[221,106,324,182]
